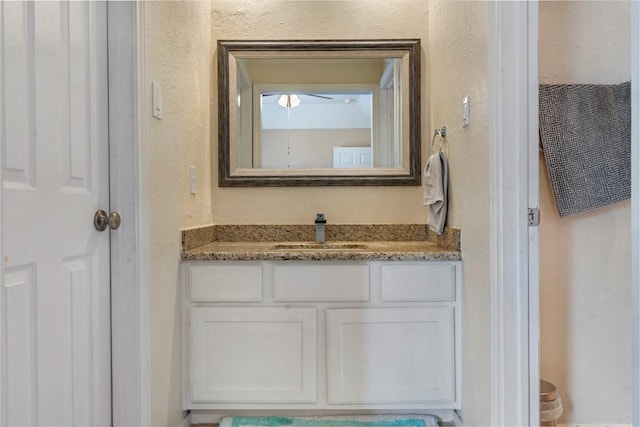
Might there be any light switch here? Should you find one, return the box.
[463,96,470,127]
[189,166,197,194]
[152,81,162,120]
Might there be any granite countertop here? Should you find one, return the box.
[181,224,461,262]
[182,240,460,262]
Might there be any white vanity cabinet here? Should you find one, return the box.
[182,260,461,419]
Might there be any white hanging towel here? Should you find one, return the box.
[423,151,449,235]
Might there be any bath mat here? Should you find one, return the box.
[219,415,439,427]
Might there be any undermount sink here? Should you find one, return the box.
[271,243,368,251]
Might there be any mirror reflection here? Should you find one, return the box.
[218,40,420,186]
[236,58,403,170]
[258,89,376,170]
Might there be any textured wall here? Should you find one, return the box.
[539,1,632,424]
[145,2,213,426]
[144,2,490,424]
[210,1,492,423]
[210,0,430,224]
[428,1,490,425]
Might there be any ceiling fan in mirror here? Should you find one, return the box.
[262,92,333,108]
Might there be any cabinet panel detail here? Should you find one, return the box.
[190,307,316,403]
[273,263,369,302]
[326,307,455,404]
[189,264,262,302]
[381,263,455,302]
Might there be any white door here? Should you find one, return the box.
[633,5,640,426]
[527,2,540,424]
[332,147,373,168]
[1,2,111,426]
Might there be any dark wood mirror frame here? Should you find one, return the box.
[218,39,421,187]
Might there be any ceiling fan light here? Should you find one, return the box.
[277,94,301,108]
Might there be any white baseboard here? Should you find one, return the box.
[452,410,464,426]
[558,424,631,427]
[179,412,192,427]
[190,412,221,424]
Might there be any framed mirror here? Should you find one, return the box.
[218,39,421,186]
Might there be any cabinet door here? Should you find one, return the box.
[190,307,317,403]
[326,307,455,404]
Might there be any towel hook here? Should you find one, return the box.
[434,126,447,138]
[431,126,447,153]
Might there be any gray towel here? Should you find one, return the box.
[539,82,631,217]
[423,151,448,234]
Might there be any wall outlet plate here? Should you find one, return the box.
[189,166,196,194]
[463,96,470,127]
[152,81,162,120]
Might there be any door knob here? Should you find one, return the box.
[94,210,121,231]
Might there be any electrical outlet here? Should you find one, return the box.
[189,166,196,194]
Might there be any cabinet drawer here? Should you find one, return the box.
[188,264,262,302]
[381,263,455,302]
[190,307,317,403]
[272,263,369,302]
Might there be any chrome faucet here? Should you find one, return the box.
[315,213,326,244]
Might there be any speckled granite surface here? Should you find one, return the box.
[181,224,461,262]
[181,224,217,251]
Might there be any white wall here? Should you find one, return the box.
[210,0,430,224]
[539,1,632,424]
[428,1,491,425]
[145,2,212,426]
[261,129,370,169]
